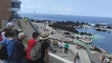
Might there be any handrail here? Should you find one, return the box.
[27,18,42,35]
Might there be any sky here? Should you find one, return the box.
[19,0,112,17]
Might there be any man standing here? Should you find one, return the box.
[12,32,26,63]
[64,41,69,54]
[26,32,40,63]
[58,40,63,52]
[0,30,17,63]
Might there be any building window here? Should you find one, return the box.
[11,2,20,8]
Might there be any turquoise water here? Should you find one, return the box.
[21,13,112,54]
[77,28,112,54]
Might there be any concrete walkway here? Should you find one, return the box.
[19,19,35,39]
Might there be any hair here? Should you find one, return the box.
[2,28,11,37]
[32,32,39,38]
[18,32,25,39]
[8,30,16,37]
[0,31,2,34]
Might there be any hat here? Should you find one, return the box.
[39,33,51,40]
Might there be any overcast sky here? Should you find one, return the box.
[19,0,112,17]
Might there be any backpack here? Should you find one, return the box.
[0,35,2,42]
[30,42,41,61]
[0,39,9,60]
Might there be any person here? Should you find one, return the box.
[0,30,17,63]
[101,55,105,63]
[104,56,110,63]
[36,32,50,63]
[1,28,12,40]
[90,45,102,53]
[0,31,3,42]
[53,39,58,53]
[26,32,40,63]
[6,19,15,29]
[24,18,28,24]
[64,41,69,53]
[49,39,57,53]
[110,56,112,63]
[11,32,26,63]
[58,40,63,52]
[74,52,81,63]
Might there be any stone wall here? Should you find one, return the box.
[0,0,11,29]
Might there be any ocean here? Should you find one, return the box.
[20,13,112,24]
[20,13,112,54]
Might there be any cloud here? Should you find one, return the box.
[20,1,77,15]
[25,5,35,9]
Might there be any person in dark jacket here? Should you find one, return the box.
[36,33,50,63]
[12,32,26,63]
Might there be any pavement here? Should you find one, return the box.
[19,19,35,39]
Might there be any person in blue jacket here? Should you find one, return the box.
[0,30,17,63]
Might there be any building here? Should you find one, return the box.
[0,0,21,29]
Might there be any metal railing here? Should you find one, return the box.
[27,18,42,35]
